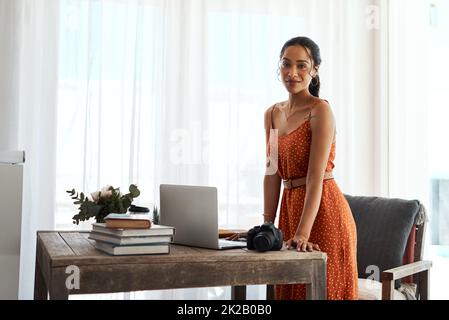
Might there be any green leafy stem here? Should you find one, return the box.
[67,184,141,224]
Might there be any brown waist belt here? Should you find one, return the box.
[283,171,334,189]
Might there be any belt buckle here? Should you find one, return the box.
[284,180,292,189]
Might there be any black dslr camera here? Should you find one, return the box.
[247,223,283,252]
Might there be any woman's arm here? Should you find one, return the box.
[263,106,282,223]
[294,101,335,250]
[264,175,281,223]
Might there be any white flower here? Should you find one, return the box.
[100,190,113,200]
[90,191,100,202]
[101,185,113,193]
[100,185,114,200]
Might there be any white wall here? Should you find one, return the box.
[0,0,19,151]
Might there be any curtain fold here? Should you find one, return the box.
[0,0,60,299]
[387,0,430,203]
[18,0,59,300]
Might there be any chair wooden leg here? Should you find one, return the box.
[266,284,275,300]
[382,279,394,300]
[417,270,430,300]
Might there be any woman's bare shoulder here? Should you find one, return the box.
[309,99,335,133]
[310,99,333,118]
[265,101,288,114]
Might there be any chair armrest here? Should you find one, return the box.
[382,260,432,281]
[381,260,432,300]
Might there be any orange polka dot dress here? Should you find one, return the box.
[269,102,358,300]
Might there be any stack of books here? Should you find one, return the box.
[89,213,175,255]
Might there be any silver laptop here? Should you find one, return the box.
[159,184,247,250]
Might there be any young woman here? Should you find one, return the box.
[264,36,358,300]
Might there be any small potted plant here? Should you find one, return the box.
[152,205,159,225]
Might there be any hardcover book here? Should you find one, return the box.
[92,223,175,237]
[104,213,152,229]
[88,231,173,245]
[93,240,170,255]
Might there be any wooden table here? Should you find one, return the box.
[34,231,327,300]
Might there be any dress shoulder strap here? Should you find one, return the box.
[307,100,319,121]
[308,98,329,121]
[307,108,313,121]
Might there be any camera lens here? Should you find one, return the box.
[253,231,275,252]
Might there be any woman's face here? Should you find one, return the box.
[279,45,317,95]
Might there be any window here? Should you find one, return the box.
[55,1,307,231]
[427,0,449,300]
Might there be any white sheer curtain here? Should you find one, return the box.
[55,0,378,226]
[387,0,430,202]
[385,0,431,240]
[1,0,379,299]
[0,0,59,299]
[55,0,377,299]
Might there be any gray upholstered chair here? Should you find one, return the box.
[345,194,432,300]
[264,194,432,300]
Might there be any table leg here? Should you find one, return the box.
[231,285,246,300]
[306,260,327,300]
[34,261,48,300]
[49,269,69,300]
